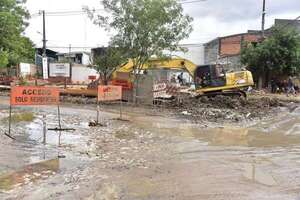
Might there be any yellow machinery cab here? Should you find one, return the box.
[194,64,254,97]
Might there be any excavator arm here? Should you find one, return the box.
[112,57,197,80]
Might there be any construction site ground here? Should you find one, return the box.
[1,93,300,199]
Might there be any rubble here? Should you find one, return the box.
[168,95,285,122]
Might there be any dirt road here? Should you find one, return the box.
[1,96,300,200]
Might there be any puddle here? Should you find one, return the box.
[126,178,158,198]
[243,163,277,186]
[114,129,136,140]
[192,127,300,147]
[142,113,300,147]
[1,112,35,124]
[26,119,85,146]
[0,159,59,191]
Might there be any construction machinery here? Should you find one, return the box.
[111,57,254,98]
[193,64,254,97]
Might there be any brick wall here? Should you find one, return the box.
[205,33,260,70]
[220,35,242,56]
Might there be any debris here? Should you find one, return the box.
[159,95,285,122]
[89,121,105,127]
[181,111,192,116]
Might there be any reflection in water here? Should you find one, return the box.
[144,105,300,148]
[243,162,277,186]
[194,127,300,147]
[0,159,59,191]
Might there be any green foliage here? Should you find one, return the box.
[87,0,193,73]
[0,50,9,68]
[90,46,127,84]
[241,26,300,77]
[0,0,34,67]
[86,0,193,101]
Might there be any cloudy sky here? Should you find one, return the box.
[24,0,300,52]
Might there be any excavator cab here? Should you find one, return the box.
[194,64,226,89]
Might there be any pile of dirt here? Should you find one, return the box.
[169,96,285,122]
[60,96,97,104]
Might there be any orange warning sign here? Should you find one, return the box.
[98,85,122,101]
[10,86,60,106]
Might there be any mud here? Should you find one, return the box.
[2,96,300,199]
[168,95,285,122]
[60,94,288,123]
[2,112,35,123]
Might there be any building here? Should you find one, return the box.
[57,51,90,65]
[35,48,59,75]
[204,32,261,71]
[91,47,106,61]
[204,18,300,71]
[275,18,300,32]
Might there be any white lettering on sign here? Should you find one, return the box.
[98,85,122,101]
[153,83,167,92]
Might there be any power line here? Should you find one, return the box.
[179,0,207,5]
[30,0,205,17]
[41,43,205,49]
[31,9,104,17]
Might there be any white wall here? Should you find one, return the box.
[173,44,205,65]
[82,53,91,65]
[72,65,98,84]
[20,63,31,76]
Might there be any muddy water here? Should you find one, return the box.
[109,106,300,200]
[0,159,59,191]
[2,99,300,199]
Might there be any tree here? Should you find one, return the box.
[241,26,300,88]
[90,46,127,85]
[0,50,9,68]
[86,0,193,102]
[0,0,34,68]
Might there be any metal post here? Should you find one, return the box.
[120,100,123,120]
[42,114,47,144]
[42,10,47,57]
[57,105,62,146]
[96,103,100,124]
[8,105,12,136]
[57,105,62,129]
[261,0,266,38]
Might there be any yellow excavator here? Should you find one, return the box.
[111,57,254,98]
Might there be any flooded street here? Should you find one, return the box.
[1,97,300,199]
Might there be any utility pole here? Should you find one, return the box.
[69,44,71,61]
[261,0,266,38]
[41,10,48,79]
[42,10,47,57]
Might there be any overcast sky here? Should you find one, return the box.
[24,0,300,53]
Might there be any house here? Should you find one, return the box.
[35,48,59,75]
[274,18,300,32]
[204,32,262,71]
[57,51,90,65]
[204,18,300,71]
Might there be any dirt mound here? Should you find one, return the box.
[170,95,284,122]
